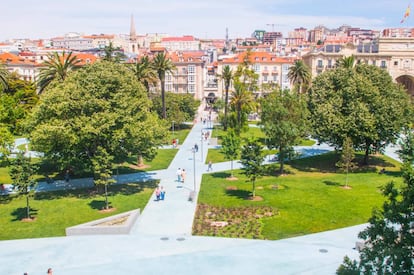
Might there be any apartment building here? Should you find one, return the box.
[161,36,200,51]
[216,51,295,99]
[302,37,414,96]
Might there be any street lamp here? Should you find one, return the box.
[192,146,196,193]
[172,121,175,138]
[200,130,204,162]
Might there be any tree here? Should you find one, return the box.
[217,65,233,131]
[37,51,80,93]
[287,60,311,94]
[9,152,38,219]
[130,55,157,93]
[240,138,265,198]
[102,42,126,63]
[221,129,241,178]
[337,132,414,274]
[0,124,13,162]
[260,90,308,173]
[0,62,9,92]
[308,64,412,165]
[336,55,356,69]
[26,61,166,175]
[91,146,116,210]
[152,52,176,119]
[336,137,356,188]
[151,92,200,126]
[229,83,256,134]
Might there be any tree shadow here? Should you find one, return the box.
[88,200,112,210]
[211,172,233,179]
[323,180,343,187]
[225,189,251,200]
[10,207,38,221]
[0,194,12,204]
[35,181,158,201]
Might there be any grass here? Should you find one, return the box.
[195,152,402,240]
[0,181,157,240]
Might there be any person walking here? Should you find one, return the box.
[194,143,199,152]
[155,187,161,201]
[160,186,165,200]
[176,168,182,182]
[207,160,213,171]
[181,169,186,183]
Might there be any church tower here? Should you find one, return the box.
[130,14,137,41]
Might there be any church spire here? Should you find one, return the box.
[130,14,136,41]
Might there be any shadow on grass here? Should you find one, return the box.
[34,181,158,201]
[88,200,112,210]
[11,207,38,221]
[225,189,251,200]
[211,172,233,179]
[323,180,343,187]
[0,194,12,204]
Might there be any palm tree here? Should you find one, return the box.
[287,60,311,94]
[230,83,255,133]
[218,65,233,131]
[129,56,158,93]
[0,62,9,92]
[336,55,356,69]
[37,51,80,94]
[152,52,176,119]
[103,42,126,63]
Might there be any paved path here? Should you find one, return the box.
[0,110,402,274]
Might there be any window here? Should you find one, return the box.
[380,60,387,68]
[166,74,172,82]
[394,61,398,66]
[263,75,268,82]
[188,65,195,74]
[317,60,323,68]
[273,74,278,82]
[188,84,195,93]
[253,64,260,72]
[188,75,195,83]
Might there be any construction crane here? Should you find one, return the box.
[266,24,276,32]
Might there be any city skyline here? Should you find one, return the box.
[1,0,413,41]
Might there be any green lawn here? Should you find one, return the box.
[196,152,402,240]
[0,181,156,240]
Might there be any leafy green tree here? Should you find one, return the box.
[0,62,9,91]
[0,124,13,161]
[229,83,256,134]
[9,152,38,219]
[221,129,241,177]
[217,65,233,131]
[287,60,311,94]
[336,137,356,188]
[152,52,176,119]
[151,92,200,126]
[91,146,116,210]
[26,61,166,175]
[337,132,414,274]
[309,64,412,165]
[37,51,80,93]
[240,138,265,198]
[260,90,308,173]
[130,55,157,93]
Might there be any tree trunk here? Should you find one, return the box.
[26,194,30,219]
[104,184,109,209]
[252,179,256,198]
[137,154,144,167]
[363,144,370,165]
[224,86,229,131]
[161,78,166,119]
[279,145,284,174]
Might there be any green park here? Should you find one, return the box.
[1,51,413,273]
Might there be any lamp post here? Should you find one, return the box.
[200,130,203,162]
[172,121,175,138]
[192,146,196,193]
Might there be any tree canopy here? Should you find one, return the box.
[26,61,166,173]
[308,64,412,164]
[260,89,309,173]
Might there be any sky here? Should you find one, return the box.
[1,0,413,41]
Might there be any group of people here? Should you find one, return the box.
[176,168,186,183]
[155,186,166,201]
